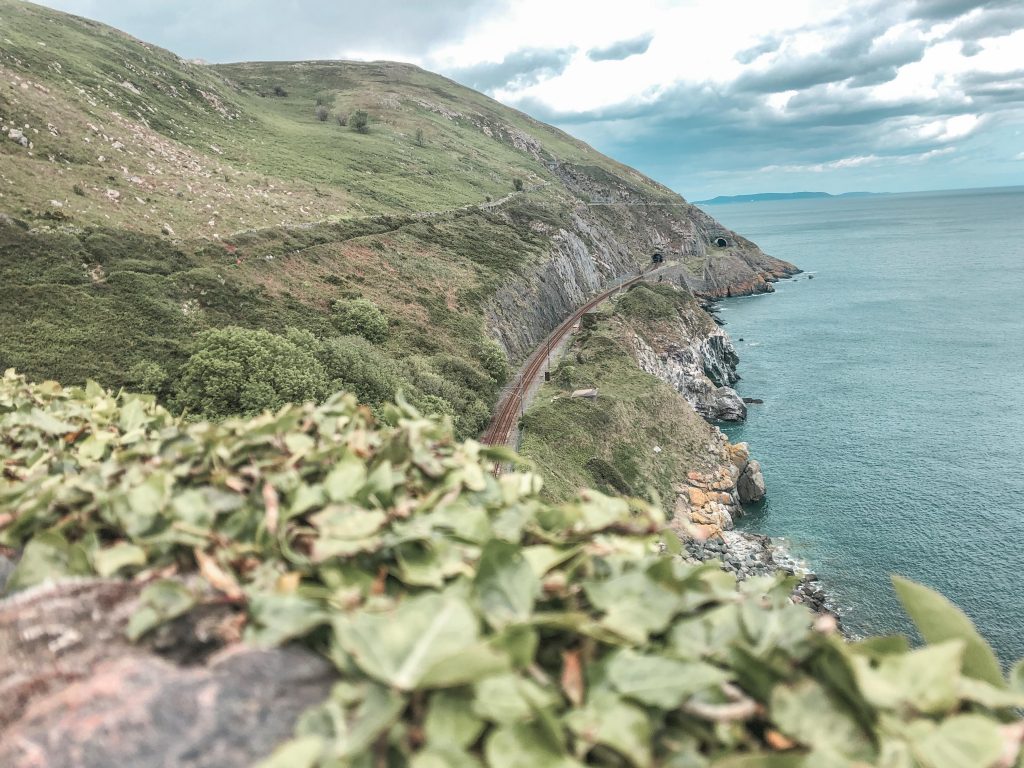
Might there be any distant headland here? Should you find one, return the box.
[695,191,883,205]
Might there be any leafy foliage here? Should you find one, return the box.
[1,370,1022,768]
[332,299,389,343]
[174,326,328,418]
[351,109,370,134]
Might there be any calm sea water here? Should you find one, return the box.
[707,187,1024,663]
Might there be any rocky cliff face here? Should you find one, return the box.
[627,288,748,423]
[485,164,799,363]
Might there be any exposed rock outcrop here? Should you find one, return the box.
[630,309,747,423]
[737,459,767,504]
[0,579,335,766]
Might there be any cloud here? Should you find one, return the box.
[586,34,653,62]
[909,0,1013,22]
[35,0,507,62]
[447,47,575,92]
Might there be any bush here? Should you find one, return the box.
[618,284,678,322]
[174,326,328,418]
[414,127,425,147]
[331,298,388,343]
[2,370,1022,768]
[585,455,634,495]
[125,359,168,396]
[336,113,348,127]
[477,338,510,386]
[351,110,369,134]
[314,105,329,122]
[317,334,401,407]
[272,85,288,97]
[513,177,524,192]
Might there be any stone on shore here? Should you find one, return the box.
[737,459,766,503]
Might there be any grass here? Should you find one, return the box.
[519,284,720,505]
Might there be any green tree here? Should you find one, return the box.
[125,359,168,396]
[351,110,369,134]
[317,335,401,407]
[174,327,328,418]
[332,298,388,343]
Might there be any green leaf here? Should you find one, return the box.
[892,576,1004,687]
[850,641,963,715]
[424,690,485,750]
[255,736,324,768]
[584,567,683,644]
[908,715,1003,768]
[607,649,729,709]
[245,591,329,647]
[770,679,873,758]
[484,723,583,768]
[472,673,558,725]
[334,591,481,690]
[333,682,406,758]
[474,540,538,628]
[412,748,484,768]
[957,676,1024,709]
[565,692,653,768]
[5,531,91,592]
[1010,658,1024,693]
[324,457,367,502]
[711,756,807,768]
[127,580,196,641]
[93,542,147,577]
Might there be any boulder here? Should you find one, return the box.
[710,386,747,422]
[737,459,766,504]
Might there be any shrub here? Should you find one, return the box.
[331,298,388,343]
[316,334,401,407]
[336,113,348,127]
[618,284,677,322]
[585,455,634,495]
[72,184,86,197]
[414,127,425,146]
[314,105,329,122]
[513,177,524,191]
[125,359,168,396]
[174,326,328,418]
[351,110,369,134]
[477,338,510,386]
[272,85,288,97]
[2,370,1022,768]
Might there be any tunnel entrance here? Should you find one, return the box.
[715,237,729,248]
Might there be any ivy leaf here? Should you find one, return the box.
[127,580,196,641]
[908,715,1003,768]
[1010,658,1024,693]
[255,736,324,768]
[892,576,1004,687]
[93,542,147,577]
[474,540,538,628]
[412,748,484,768]
[584,568,683,644]
[565,691,653,768]
[333,591,481,690]
[424,689,485,750]
[245,591,329,647]
[850,641,963,715]
[472,673,558,725]
[770,679,873,758]
[484,723,584,768]
[607,649,729,709]
[6,531,91,592]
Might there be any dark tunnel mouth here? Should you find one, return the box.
[715,237,729,248]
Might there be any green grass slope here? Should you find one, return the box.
[0,0,795,435]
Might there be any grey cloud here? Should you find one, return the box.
[910,0,996,21]
[586,34,653,62]
[35,0,506,62]
[732,25,925,94]
[945,6,1024,41]
[961,40,985,55]
[735,37,782,65]
[446,48,575,92]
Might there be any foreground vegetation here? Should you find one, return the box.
[2,370,1021,767]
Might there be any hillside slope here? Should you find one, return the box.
[0,0,796,430]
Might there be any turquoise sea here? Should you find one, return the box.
[708,186,1024,662]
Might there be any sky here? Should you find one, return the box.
[34,0,1024,200]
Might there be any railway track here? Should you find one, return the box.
[481,270,648,456]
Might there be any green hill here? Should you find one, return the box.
[0,0,795,435]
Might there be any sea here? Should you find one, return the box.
[706,186,1024,664]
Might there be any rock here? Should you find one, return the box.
[105,189,121,202]
[161,223,175,237]
[687,487,709,507]
[737,459,766,504]
[7,128,29,148]
[0,579,335,767]
[710,386,746,422]
[742,397,764,404]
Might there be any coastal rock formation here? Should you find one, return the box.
[738,459,767,503]
[630,312,747,423]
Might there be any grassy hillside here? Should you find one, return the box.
[521,283,722,502]
[0,0,794,436]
